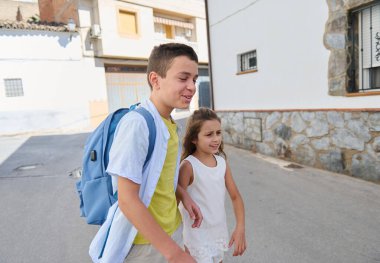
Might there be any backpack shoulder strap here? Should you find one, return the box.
[134,107,156,166]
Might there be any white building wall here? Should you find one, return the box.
[96,0,208,62]
[208,0,380,110]
[97,0,154,58]
[0,30,107,134]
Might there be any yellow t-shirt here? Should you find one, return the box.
[133,117,182,244]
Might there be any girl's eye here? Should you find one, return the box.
[179,78,187,81]
[193,79,197,84]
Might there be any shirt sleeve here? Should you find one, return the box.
[106,111,149,185]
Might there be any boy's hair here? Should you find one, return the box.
[182,108,226,161]
[147,43,199,89]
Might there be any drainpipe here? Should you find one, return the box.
[205,0,215,110]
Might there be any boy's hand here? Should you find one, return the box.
[177,185,203,228]
[228,227,247,256]
[181,191,203,228]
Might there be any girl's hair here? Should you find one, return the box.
[182,108,226,161]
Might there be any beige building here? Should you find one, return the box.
[38,0,209,116]
[0,0,39,21]
[0,0,209,134]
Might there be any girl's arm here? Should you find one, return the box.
[225,161,247,256]
[176,160,202,228]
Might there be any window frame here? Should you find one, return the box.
[117,8,139,37]
[237,50,258,75]
[348,2,380,93]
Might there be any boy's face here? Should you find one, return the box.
[152,55,198,115]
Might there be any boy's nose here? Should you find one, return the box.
[187,81,196,93]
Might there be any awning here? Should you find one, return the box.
[153,16,194,29]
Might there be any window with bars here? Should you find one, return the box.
[348,2,380,92]
[237,50,257,73]
[4,78,24,97]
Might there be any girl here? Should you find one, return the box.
[178,108,246,263]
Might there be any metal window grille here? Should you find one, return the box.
[349,1,380,92]
[4,78,24,97]
[238,50,257,72]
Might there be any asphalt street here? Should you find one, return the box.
[0,130,379,263]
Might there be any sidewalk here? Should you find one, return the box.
[224,145,380,263]
[0,133,379,262]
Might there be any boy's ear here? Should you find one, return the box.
[149,72,160,90]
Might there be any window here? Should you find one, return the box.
[237,50,257,73]
[4,78,24,97]
[348,3,380,92]
[153,16,194,41]
[118,10,138,36]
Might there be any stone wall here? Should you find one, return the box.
[218,110,380,182]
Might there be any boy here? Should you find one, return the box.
[89,43,202,263]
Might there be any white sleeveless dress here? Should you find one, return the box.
[179,155,229,263]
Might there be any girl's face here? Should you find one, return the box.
[193,119,222,155]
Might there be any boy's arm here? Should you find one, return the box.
[118,176,196,263]
[225,162,247,256]
[176,160,203,228]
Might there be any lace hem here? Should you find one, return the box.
[185,238,229,260]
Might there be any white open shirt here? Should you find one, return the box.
[89,99,182,263]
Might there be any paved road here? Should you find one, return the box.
[0,132,379,263]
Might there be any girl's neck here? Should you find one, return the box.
[193,150,217,167]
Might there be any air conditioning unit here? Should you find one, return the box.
[90,24,101,38]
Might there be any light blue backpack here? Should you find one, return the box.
[76,104,156,225]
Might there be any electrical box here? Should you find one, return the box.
[91,24,101,38]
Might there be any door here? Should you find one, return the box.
[105,65,151,112]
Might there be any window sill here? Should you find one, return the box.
[118,33,140,39]
[236,69,258,75]
[346,91,380,97]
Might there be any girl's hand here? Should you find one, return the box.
[228,227,247,256]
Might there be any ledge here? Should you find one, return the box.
[346,91,380,97]
[236,69,258,75]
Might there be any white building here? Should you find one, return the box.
[206,0,380,181]
[0,0,209,134]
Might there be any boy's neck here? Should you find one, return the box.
[150,96,173,119]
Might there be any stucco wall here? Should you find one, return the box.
[208,0,380,181]
[207,0,379,110]
[0,29,107,134]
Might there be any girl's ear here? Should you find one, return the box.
[149,72,160,90]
